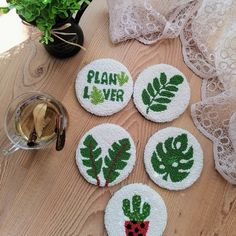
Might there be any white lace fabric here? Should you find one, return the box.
[107,0,201,44]
[182,0,236,184]
[107,0,236,184]
[192,91,236,184]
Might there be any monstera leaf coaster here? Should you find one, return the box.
[105,183,167,236]
[75,124,136,187]
[75,58,133,116]
[144,127,203,190]
[133,64,190,123]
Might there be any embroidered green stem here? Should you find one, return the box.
[146,83,169,114]
[103,138,131,187]
[104,143,127,187]
[80,135,102,186]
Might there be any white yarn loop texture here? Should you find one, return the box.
[107,0,236,184]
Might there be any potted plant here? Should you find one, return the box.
[122,195,151,236]
[0,0,91,58]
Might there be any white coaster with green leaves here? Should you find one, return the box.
[144,127,203,190]
[133,64,190,123]
[76,124,136,187]
[105,183,167,236]
[75,58,133,116]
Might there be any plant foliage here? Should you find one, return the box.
[151,133,194,182]
[103,138,131,186]
[122,195,151,222]
[90,86,105,105]
[80,134,102,185]
[117,71,129,86]
[0,0,91,44]
[142,72,184,114]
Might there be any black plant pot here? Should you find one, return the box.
[20,3,88,58]
[44,15,84,58]
[44,3,89,58]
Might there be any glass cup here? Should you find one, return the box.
[2,92,68,155]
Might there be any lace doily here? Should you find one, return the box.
[192,91,236,184]
[107,0,201,44]
[107,0,236,184]
[181,0,236,184]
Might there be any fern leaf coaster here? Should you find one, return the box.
[75,58,133,116]
[75,124,136,187]
[144,127,203,190]
[133,64,190,123]
[105,183,167,236]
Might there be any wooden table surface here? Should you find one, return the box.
[0,1,236,235]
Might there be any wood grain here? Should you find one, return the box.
[0,0,236,235]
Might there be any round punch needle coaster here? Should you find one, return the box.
[144,127,203,190]
[133,64,190,123]
[104,183,167,236]
[76,124,136,187]
[75,58,133,116]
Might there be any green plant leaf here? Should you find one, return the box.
[159,90,175,97]
[169,75,184,85]
[153,77,160,91]
[90,86,105,105]
[0,7,10,13]
[142,89,151,105]
[160,72,167,85]
[165,85,178,92]
[117,71,129,86]
[3,0,92,44]
[80,135,102,186]
[122,195,151,221]
[141,72,184,114]
[103,138,131,186]
[151,133,194,182]
[154,98,171,104]
[147,83,155,96]
[150,104,167,112]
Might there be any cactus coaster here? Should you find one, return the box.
[105,183,167,236]
[123,195,151,236]
[144,127,203,190]
[75,124,136,187]
[75,58,133,116]
[133,64,190,123]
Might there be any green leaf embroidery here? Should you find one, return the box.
[117,72,129,86]
[0,7,10,13]
[142,89,151,105]
[151,133,194,182]
[103,138,131,187]
[149,104,167,112]
[160,72,167,85]
[90,86,105,105]
[80,135,103,186]
[169,75,184,85]
[141,72,184,114]
[122,195,151,221]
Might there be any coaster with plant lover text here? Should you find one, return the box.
[76,123,136,187]
[133,64,190,123]
[105,183,167,236]
[144,127,203,190]
[75,58,133,116]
